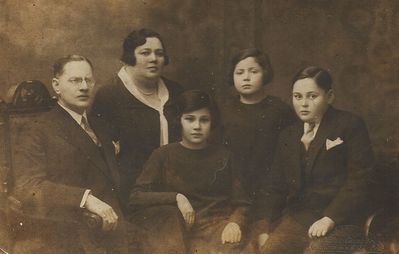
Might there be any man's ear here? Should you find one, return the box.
[327,89,335,104]
[52,78,61,95]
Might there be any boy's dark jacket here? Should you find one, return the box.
[254,107,375,230]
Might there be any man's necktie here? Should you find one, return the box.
[301,122,316,151]
[81,116,100,146]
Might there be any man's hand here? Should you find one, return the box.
[221,222,241,244]
[85,194,118,231]
[258,233,270,249]
[308,216,335,238]
[176,193,195,227]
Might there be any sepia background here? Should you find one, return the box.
[1,0,398,193]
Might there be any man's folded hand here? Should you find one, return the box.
[85,194,118,231]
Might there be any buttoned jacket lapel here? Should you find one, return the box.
[52,105,117,186]
[89,115,120,188]
[304,107,339,179]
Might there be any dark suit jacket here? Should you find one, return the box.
[254,107,375,229]
[91,75,183,206]
[12,105,127,253]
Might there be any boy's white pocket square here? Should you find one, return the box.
[326,137,344,150]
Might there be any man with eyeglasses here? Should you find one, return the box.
[12,55,128,253]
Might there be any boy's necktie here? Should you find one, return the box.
[301,122,316,151]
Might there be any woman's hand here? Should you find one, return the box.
[176,193,195,227]
[221,222,241,244]
[308,216,335,238]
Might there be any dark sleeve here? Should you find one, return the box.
[228,153,252,227]
[162,78,184,105]
[91,85,119,142]
[13,122,85,211]
[163,79,184,112]
[252,134,289,232]
[278,100,297,131]
[209,97,226,145]
[128,148,178,210]
[165,78,184,96]
[323,116,374,224]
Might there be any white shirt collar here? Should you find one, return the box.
[117,66,170,145]
[118,66,169,109]
[303,121,321,139]
[58,102,87,126]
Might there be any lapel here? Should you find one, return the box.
[304,107,339,177]
[89,116,120,188]
[51,105,116,185]
[289,121,305,190]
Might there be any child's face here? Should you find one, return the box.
[292,78,333,123]
[180,107,211,149]
[233,57,264,96]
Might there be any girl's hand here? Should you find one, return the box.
[176,193,195,227]
[221,222,241,244]
[308,216,335,238]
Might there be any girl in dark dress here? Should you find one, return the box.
[219,49,295,246]
[129,90,250,254]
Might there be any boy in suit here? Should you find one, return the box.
[253,66,374,253]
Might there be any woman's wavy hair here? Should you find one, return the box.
[121,28,169,66]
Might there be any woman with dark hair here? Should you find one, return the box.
[129,90,250,254]
[91,28,183,207]
[254,66,374,253]
[219,48,295,244]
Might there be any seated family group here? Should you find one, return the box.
[11,28,375,254]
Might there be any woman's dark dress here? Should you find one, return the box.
[91,75,183,206]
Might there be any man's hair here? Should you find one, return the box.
[120,28,169,66]
[292,66,332,91]
[53,55,93,78]
[229,48,273,86]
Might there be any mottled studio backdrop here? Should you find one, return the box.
[1,0,398,163]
